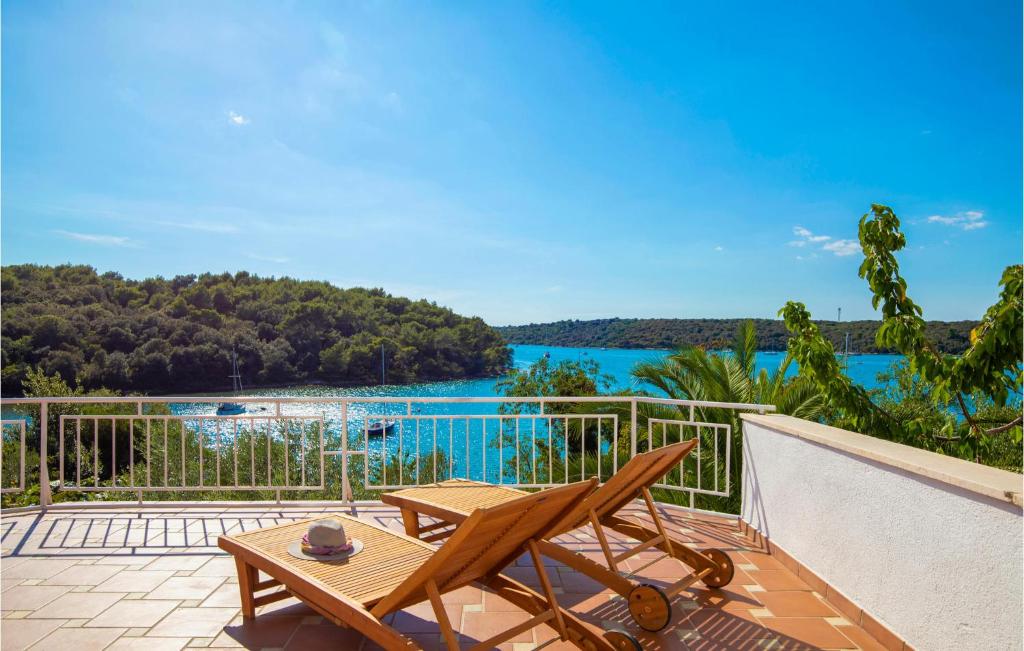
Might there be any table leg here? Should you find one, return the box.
[235,557,258,620]
[400,508,420,538]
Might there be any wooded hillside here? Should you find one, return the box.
[495,317,976,353]
[1,265,511,395]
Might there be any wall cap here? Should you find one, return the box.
[741,413,1023,508]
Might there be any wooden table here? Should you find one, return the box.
[219,513,435,620]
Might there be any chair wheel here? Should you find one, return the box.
[604,627,643,650]
[700,549,734,587]
[627,583,671,632]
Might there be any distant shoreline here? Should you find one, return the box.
[495,318,973,355]
[511,343,899,355]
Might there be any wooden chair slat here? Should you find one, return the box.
[374,480,595,615]
[219,479,619,649]
[379,439,736,627]
[226,516,435,604]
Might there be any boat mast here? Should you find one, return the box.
[838,308,850,372]
[229,349,242,393]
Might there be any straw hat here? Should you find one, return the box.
[287,519,363,561]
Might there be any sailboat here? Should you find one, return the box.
[366,419,397,436]
[216,350,246,416]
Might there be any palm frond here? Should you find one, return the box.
[731,319,758,378]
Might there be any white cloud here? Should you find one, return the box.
[714,245,724,252]
[545,285,564,293]
[822,239,860,256]
[789,226,858,257]
[227,110,250,125]
[246,253,290,264]
[926,210,987,231]
[157,220,239,234]
[790,226,832,245]
[53,230,136,247]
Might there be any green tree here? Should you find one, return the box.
[870,361,1022,472]
[495,356,614,486]
[1,265,512,394]
[495,356,613,414]
[630,320,825,512]
[632,320,824,422]
[780,204,1022,465]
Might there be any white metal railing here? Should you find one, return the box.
[363,413,619,489]
[1,419,27,494]
[0,395,774,507]
[57,414,325,492]
[648,418,731,498]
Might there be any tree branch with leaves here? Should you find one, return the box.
[781,204,1022,464]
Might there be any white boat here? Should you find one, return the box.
[217,350,246,416]
[367,419,397,436]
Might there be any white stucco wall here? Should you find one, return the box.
[741,415,1023,651]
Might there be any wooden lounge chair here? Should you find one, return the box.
[382,440,734,632]
[219,479,643,651]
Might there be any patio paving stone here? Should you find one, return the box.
[0,619,65,651]
[25,591,125,619]
[85,599,181,628]
[1,560,79,580]
[107,638,191,650]
[1,585,72,611]
[93,570,176,593]
[758,591,842,618]
[41,564,124,586]
[147,607,238,638]
[28,626,126,650]
[2,502,895,650]
[145,576,225,600]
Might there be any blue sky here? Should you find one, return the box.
[2,1,1020,325]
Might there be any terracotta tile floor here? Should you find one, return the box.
[0,502,885,650]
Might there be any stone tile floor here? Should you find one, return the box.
[0,502,888,650]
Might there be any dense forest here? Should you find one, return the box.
[0,265,511,395]
[496,317,977,354]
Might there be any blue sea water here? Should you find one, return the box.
[174,345,901,484]
[175,344,902,408]
[1,346,905,486]
[507,345,902,393]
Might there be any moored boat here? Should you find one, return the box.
[217,350,246,416]
[366,419,397,436]
[216,402,245,415]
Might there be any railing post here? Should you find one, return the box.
[341,401,352,503]
[630,398,638,457]
[39,401,52,508]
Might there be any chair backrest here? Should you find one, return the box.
[549,439,698,535]
[373,478,596,614]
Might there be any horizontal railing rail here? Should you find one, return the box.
[0,395,774,508]
[0,395,775,409]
